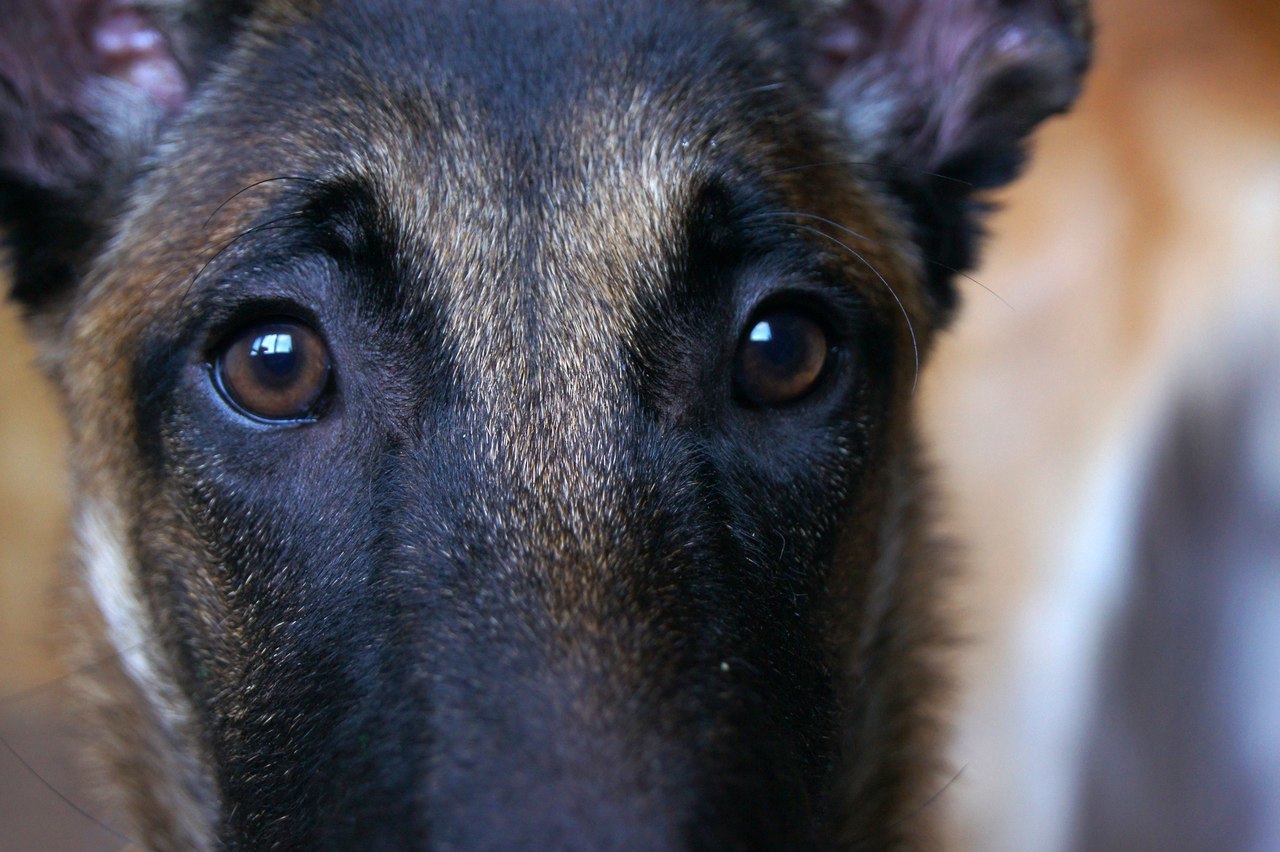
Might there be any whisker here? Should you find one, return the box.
[905,762,967,823]
[194,211,309,286]
[850,764,967,847]
[734,81,785,96]
[748,209,876,244]
[0,640,152,709]
[176,211,311,309]
[776,220,921,392]
[204,175,320,228]
[920,258,1014,312]
[0,729,136,845]
[2,607,237,708]
[763,160,973,187]
[756,210,1014,311]
[1,623,234,844]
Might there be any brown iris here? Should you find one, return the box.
[214,320,330,421]
[733,310,831,407]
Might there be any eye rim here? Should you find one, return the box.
[210,316,333,424]
[731,302,840,410]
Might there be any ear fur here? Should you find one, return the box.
[800,0,1092,312]
[807,0,1091,187]
[0,0,251,319]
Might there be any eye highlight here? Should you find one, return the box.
[733,310,832,407]
[213,319,331,422]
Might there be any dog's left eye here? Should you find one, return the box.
[213,319,331,421]
[733,309,833,407]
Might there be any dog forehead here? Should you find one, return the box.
[85,0,917,399]
[271,0,760,242]
[189,0,782,352]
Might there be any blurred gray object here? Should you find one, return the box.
[1072,295,1280,852]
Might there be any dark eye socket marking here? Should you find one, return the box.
[733,308,834,408]
[212,318,331,422]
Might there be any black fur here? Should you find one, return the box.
[0,1,1089,847]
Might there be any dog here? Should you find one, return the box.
[0,1,1089,847]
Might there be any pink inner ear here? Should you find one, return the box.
[91,3,186,110]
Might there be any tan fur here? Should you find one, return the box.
[0,0,1089,846]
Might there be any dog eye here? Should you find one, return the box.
[733,310,831,407]
[213,320,331,421]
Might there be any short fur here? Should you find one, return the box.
[0,1,1089,848]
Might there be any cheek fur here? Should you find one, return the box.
[78,497,218,848]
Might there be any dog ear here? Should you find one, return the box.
[0,0,251,322]
[801,0,1092,312]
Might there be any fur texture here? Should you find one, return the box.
[1,1,1089,848]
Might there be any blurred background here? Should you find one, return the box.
[925,0,1280,848]
[2,0,1278,848]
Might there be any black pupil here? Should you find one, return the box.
[748,315,811,374]
[248,330,302,387]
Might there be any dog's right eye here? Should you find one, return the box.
[213,319,331,422]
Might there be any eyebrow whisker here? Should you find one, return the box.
[204,175,321,228]
[762,160,973,188]
[174,210,312,310]
[755,210,1014,312]
[778,221,921,392]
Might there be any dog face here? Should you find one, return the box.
[0,1,1088,847]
